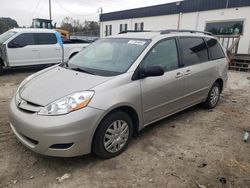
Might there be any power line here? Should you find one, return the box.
[55,0,98,17]
[33,0,42,18]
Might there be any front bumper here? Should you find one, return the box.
[9,98,104,157]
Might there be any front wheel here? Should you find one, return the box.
[92,111,133,159]
[203,82,221,109]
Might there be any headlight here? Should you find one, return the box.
[38,91,94,116]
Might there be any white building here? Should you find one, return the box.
[100,0,250,54]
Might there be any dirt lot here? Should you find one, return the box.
[0,68,250,188]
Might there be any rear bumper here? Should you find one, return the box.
[9,98,104,157]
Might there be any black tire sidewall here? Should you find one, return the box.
[205,82,221,109]
[0,65,3,75]
[92,111,133,159]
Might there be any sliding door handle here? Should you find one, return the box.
[185,69,192,75]
[175,72,183,78]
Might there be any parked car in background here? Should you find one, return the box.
[9,30,228,159]
[0,28,90,72]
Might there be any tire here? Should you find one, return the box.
[92,111,133,159]
[0,64,3,75]
[203,82,221,109]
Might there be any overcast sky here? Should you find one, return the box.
[0,0,177,27]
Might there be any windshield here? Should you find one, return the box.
[0,30,17,44]
[67,38,151,76]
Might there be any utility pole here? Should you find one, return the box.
[49,0,52,21]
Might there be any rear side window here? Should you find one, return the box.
[10,33,35,46]
[205,38,225,60]
[35,33,57,45]
[179,37,209,66]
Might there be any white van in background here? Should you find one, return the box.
[0,28,90,71]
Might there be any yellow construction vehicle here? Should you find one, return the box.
[32,18,70,40]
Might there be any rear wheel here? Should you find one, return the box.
[203,82,221,109]
[92,111,133,159]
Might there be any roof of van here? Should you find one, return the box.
[108,30,214,40]
[10,28,57,33]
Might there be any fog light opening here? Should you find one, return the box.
[49,143,73,149]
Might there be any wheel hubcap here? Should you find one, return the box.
[104,120,129,153]
[210,86,220,106]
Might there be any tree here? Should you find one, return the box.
[60,17,99,34]
[0,17,19,34]
[60,17,74,32]
[83,21,99,31]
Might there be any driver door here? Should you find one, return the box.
[140,38,185,125]
[7,33,40,66]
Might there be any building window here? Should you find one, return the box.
[105,25,108,36]
[205,20,244,35]
[109,25,112,36]
[120,24,128,32]
[105,25,112,36]
[134,22,144,31]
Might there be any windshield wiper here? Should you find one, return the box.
[70,67,95,75]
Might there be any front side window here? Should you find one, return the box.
[143,39,179,72]
[205,38,225,60]
[205,20,244,35]
[35,33,57,45]
[68,38,150,76]
[9,33,35,47]
[179,37,209,66]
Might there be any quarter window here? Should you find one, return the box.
[205,38,225,60]
[179,37,209,66]
[10,33,35,46]
[143,39,179,72]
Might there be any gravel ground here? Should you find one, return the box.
[0,68,250,188]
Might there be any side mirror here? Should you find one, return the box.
[141,65,164,78]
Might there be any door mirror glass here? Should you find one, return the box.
[141,65,164,78]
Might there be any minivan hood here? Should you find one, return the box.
[20,67,112,106]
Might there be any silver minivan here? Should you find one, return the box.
[9,30,228,158]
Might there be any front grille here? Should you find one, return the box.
[17,107,36,114]
[16,94,42,113]
[26,100,41,107]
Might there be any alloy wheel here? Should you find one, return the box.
[104,120,129,153]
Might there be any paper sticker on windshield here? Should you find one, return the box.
[128,40,146,45]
